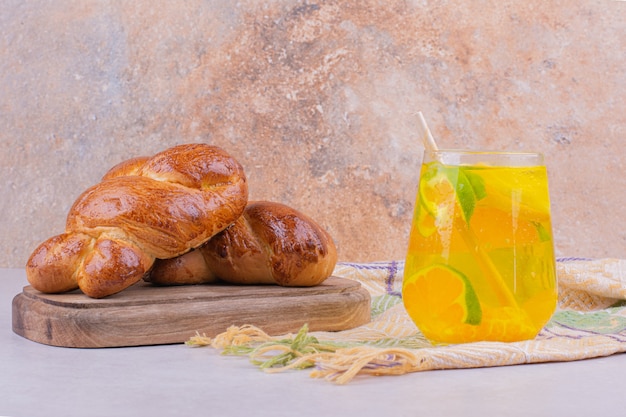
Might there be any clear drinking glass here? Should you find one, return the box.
[402,150,557,344]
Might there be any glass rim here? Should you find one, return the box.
[425,149,544,156]
[423,149,545,166]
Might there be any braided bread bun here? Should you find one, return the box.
[147,201,337,287]
[26,144,248,298]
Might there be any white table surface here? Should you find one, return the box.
[2,267,625,417]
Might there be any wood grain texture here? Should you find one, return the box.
[12,277,371,348]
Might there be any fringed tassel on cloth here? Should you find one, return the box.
[189,324,342,372]
[187,323,432,384]
[309,346,429,384]
[187,324,275,349]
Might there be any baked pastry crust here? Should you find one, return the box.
[148,201,337,287]
[26,143,248,298]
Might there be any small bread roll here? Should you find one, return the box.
[148,201,337,287]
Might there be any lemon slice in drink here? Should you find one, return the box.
[418,162,485,225]
[403,264,482,326]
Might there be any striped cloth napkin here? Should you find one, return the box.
[188,258,626,384]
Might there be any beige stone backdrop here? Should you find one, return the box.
[1,0,624,268]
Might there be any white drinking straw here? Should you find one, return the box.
[415,111,439,153]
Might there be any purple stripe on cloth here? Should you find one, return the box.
[385,261,399,295]
[556,257,594,262]
[541,324,626,343]
[337,261,402,270]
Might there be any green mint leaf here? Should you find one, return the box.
[532,221,552,242]
[463,169,487,201]
[452,169,477,225]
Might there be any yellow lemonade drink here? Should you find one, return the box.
[402,150,557,344]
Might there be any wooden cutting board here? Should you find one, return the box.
[12,277,371,348]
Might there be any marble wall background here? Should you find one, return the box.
[1,0,624,268]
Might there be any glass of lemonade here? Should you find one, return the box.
[402,150,557,344]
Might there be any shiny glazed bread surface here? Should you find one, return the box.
[148,201,337,287]
[26,143,248,298]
